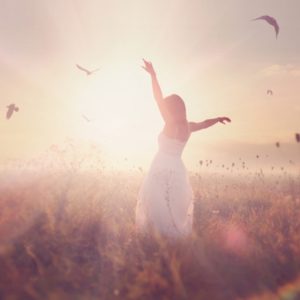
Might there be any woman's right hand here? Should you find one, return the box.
[142,59,156,76]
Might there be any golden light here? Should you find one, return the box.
[71,59,163,167]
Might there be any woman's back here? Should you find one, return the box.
[162,122,191,143]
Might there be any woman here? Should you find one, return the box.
[135,59,231,238]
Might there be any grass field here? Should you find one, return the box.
[0,147,300,300]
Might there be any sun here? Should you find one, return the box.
[71,60,162,166]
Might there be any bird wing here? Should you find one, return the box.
[82,114,91,122]
[76,64,90,73]
[252,15,269,22]
[265,16,280,38]
[273,21,280,38]
[253,15,279,38]
[90,68,100,74]
[6,107,13,119]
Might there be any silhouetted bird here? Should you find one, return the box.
[6,104,19,119]
[82,114,91,122]
[275,142,280,148]
[267,89,273,96]
[252,15,280,39]
[296,133,300,143]
[76,64,100,76]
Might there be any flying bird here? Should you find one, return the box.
[267,89,273,96]
[6,104,19,119]
[76,64,100,76]
[295,133,300,143]
[275,141,280,148]
[82,114,92,122]
[252,15,280,39]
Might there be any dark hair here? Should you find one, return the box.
[164,94,186,123]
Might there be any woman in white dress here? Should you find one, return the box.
[135,59,231,238]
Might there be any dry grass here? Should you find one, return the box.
[0,147,300,300]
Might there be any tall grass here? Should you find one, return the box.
[0,145,299,299]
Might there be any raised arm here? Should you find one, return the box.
[189,117,231,132]
[142,59,169,122]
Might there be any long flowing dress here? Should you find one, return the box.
[135,132,194,238]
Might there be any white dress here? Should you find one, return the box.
[135,132,194,238]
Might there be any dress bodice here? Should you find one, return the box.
[158,132,188,157]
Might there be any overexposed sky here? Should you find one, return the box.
[0,0,299,169]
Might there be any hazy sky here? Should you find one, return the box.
[0,0,299,170]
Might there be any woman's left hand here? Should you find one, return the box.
[218,117,231,124]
